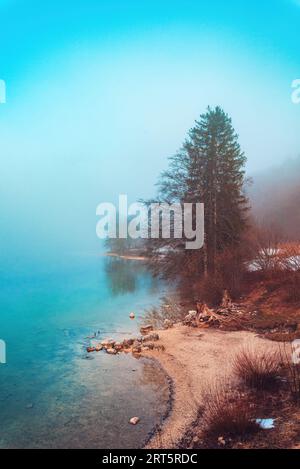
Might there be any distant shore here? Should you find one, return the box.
[104,251,148,261]
[143,324,279,449]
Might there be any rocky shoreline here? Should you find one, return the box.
[84,293,283,448]
[85,291,247,358]
[84,322,177,445]
[85,324,164,356]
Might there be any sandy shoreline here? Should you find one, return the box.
[143,324,280,448]
[104,252,148,261]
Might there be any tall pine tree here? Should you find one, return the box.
[152,106,248,278]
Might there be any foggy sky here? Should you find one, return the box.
[0,0,299,258]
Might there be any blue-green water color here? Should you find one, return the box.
[0,253,170,448]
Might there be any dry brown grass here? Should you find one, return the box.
[201,380,259,438]
[142,295,185,328]
[233,348,281,391]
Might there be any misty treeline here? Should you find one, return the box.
[106,106,300,305]
[144,106,300,304]
[249,157,300,240]
[143,106,250,303]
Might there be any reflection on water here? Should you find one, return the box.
[105,258,139,295]
[0,254,169,448]
[104,258,160,297]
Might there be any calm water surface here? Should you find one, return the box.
[0,253,170,448]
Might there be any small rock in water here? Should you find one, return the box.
[101,339,115,348]
[114,341,123,349]
[129,417,140,425]
[122,338,134,348]
[129,312,135,319]
[26,403,34,409]
[95,344,103,352]
[87,346,96,353]
[106,348,117,355]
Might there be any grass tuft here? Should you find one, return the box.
[201,380,259,438]
[233,348,281,391]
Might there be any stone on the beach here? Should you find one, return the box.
[129,312,135,319]
[132,343,142,354]
[141,333,159,342]
[144,342,154,350]
[87,346,96,353]
[183,310,197,325]
[152,344,165,351]
[184,304,220,327]
[163,318,173,329]
[129,417,140,425]
[95,344,103,352]
[122,338,134,348]
[140,325,153,335]
[101,339,115,348]
[106,348,117,355]
[114,342,123,351]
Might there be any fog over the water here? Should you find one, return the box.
[249,156,300,239]
[0,0,300,263]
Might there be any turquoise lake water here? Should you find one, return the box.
[0,253,170,448]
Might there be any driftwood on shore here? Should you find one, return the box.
[183,291,246,329]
